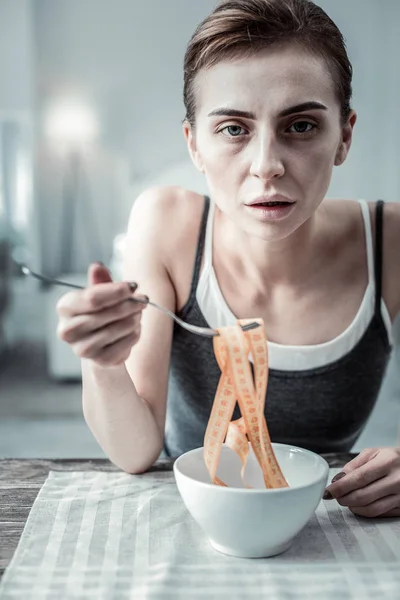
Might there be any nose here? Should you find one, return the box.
[249,134,285,181]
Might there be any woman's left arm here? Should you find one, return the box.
[325,203,400,517]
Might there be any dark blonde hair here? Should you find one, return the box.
[183,0,353,126]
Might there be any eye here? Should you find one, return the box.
[219,124,247,137]
[287,121,316,134]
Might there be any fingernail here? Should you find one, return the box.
[143,295,149,303]
[323,490,334,500]
[331,471,346,484]
[128,281,138,292]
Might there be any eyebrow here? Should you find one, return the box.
[207,101,328,120]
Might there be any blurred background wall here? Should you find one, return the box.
[0,0,399,458]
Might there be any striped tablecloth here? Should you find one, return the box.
[0,468,399,599]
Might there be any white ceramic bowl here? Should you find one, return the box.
[173,443,329,558]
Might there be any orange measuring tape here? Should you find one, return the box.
[204,319,289,489]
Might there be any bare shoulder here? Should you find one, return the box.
[124,186,207,308]
[381,201,400,318]
[366,200,400,319]
[128,184,204,225]
[323,198,400,319]
[126,185,206,261]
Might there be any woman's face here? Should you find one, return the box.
[184,44,356,241]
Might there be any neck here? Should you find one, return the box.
[215,206,326,290]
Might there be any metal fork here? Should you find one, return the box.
[18,263,260,338]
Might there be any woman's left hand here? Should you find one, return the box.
[323,447,400,517]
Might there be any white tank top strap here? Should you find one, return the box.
[196,198,392,371]
[202,198,215,273]
[358,199,375,284]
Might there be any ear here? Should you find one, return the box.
[183,120,205,173]
[334,110,357,166]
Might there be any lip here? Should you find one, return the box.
[245,194,295,206]
[244,200,296,222]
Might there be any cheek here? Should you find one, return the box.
[291,138,337,181]
[198,136,244,184]
[295,148,336,204]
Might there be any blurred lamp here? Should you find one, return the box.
[44,99,99,147]
[43,98,102,274]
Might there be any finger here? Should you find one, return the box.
[325,451,391,499]
[349,495,400,518]
[336,471,399,507]
[375,507,400,518]
[92,330,141,367]
[327,449,379,487]
[57,282,141,316]
[88,262,113,285]
[331,448,379,490]
[73,313,141,359]
[87,263,141,297]
[340,448,379,475]
[58,297,146,343]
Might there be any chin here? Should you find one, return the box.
[238,217,294,243]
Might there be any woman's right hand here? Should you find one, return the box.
[56,262,147,368]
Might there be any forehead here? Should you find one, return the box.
[195,45,338,117]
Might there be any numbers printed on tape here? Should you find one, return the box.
[204,319,289,489]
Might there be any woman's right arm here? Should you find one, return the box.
[57,187,177,474]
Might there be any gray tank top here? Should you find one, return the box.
[164,198,392,456]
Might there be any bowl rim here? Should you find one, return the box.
[173,442,330,494]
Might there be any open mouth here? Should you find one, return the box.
[244,199,295,219]
[250,201,292,207]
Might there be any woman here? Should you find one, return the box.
[57,0,400,517]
